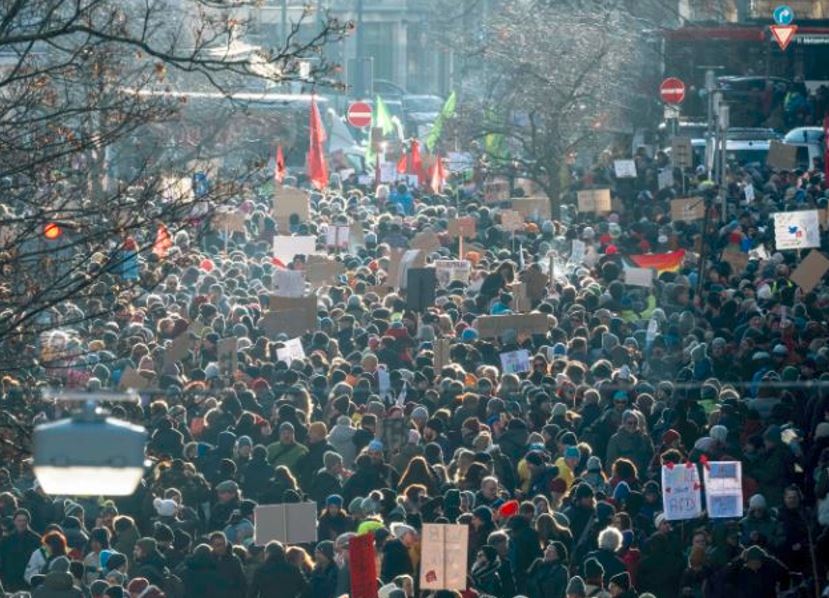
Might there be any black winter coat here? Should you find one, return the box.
[249,557,310,598]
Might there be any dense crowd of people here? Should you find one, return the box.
[1,145,829,598]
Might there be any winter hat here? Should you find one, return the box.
[64,500,83,518]
[237,435,253,448]
[153,498,177,518]
[326,495,344,509]
[90,580,109,597]
[389,523,416,539]
[215,480,239,494]
[609,571,631,591]
[49,556,70,573]
[136,537,158,555]
[586,456,602,472]
[749,494,767,510]
[710,425,728,443]
[574,483,595,500]
[583,557,604,580]
[498,500,519,519]
[316,540,335,562]
[564,446,580,460]
[566,575,587,597]
[621,530,635,550]
[473,506,493,525]
[105,552,127,571]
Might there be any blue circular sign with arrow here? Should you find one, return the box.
[773,5,794,25]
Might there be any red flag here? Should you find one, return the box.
[430,153,446,194]
[275,145,286,184]
[410,139,425,185]
[152,223,173,258]
[348,533,378,598]
[396,151,408,174]
[307,97,328,190]
[823,113,829,181]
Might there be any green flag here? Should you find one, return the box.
[484,107,508,161]
[425,91,457,152]
[374,96,395,136]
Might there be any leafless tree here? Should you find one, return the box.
[0,0,349,374]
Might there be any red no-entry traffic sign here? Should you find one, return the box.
[347,101,372,128]
[660,77,686,105]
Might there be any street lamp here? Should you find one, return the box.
[33,391,147,496]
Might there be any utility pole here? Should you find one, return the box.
[355,0,365,98]
[718,101,730,224]
[705,69,716,180]
[282,0,288,45]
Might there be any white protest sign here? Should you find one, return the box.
[625,267,654,288]
[499,349,531,375]
[646,318,659,348]
[744,183,755,202]
[614,159,637,178]
[434,260,472,288]
[501,209,524,232]
[570,239,586,265]
[704,461,743,519]
[272,235,318,264]
[325,225,350,249]
[379,162,397,183]
[357,174,374,186]
[273,269,306,298]
[658,168,674,190]
[253,503,317,545]
[377,365,391,399]
[276,338,305,365]
[420,524,469,591]
[773,210,821,250]
[661,463,702,521]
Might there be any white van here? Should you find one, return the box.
[783,127,824,170]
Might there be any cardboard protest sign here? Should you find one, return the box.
[306,259,345,288]
[500,349,531,375]
[253,503,317,545]
[118,367,151,391]
[624,267,654,288]
[512,197,551,220]
[260,296,318,338]
[410,230,442,253]
[500,209,524,232]
[671,137,694,169]
[447,217,476,238]
[509,281,530,313]
[670,197,706,222]
[164,331,197,367]
[484,180,510,203]
[212,210,246,234]
[434,260,472,287]
[766,140,798,171]
[349,224,365,252]
[387,249,425,290]
[790,250,829,294]
[276,337,305,365]
[325,225,350,249]
[614,159,637,178]
[773,210,821,250]
[474,313,549,338]
[420,524,469,590]
[577,189,611,214]
[272,235,318,264]
[721,249,749,273]
[272,186,310,232]
[433,338,451,372]
[349,533,378,598]
[661,463,702,521]
[273,269,306,298]
[704,461,743,519]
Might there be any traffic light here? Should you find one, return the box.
[43,222,63,240]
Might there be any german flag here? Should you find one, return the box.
[629,249,685,273]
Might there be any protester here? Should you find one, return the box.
[1,136,828,598]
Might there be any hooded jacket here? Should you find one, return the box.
[31,571,83,598]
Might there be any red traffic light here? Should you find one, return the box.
[43,222,63,240]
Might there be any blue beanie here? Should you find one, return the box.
[553,342,567,356]
[326,494,343,508]
[461,328,479,342]
[613,481,631,503]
